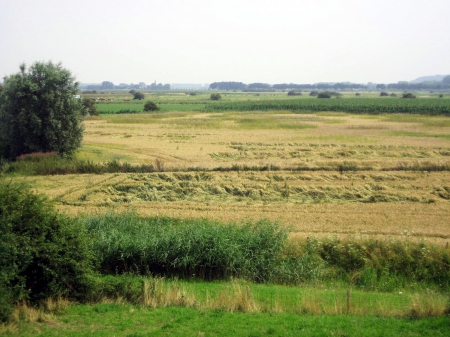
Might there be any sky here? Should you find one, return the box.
[1,0,449,85]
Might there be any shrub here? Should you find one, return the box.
[133,92,145,100]
[210,93,222,100]
[390,93,397,97]
[0,181,94,322]
[439,94,444,98]
[317,91,332,98]
[380,92,389,96]
[355,93,360,96]
[287,90,302,96]
[144,101,160,112]
[402,93,416,99]
[309,90,319,96]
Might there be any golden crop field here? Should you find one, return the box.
[19,108,450,245]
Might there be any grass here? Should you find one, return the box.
[4,303,450,336]
[78,213,450,291]
[389,131,450,140]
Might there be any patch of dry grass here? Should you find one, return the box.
[11,112,450,243]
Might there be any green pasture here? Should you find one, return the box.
[9,304,450,337]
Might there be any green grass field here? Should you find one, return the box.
[7,304,450,337]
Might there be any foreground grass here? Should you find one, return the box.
[4,304,449,337]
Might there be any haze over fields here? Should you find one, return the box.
[1,0,449,85]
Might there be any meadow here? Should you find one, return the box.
[2,90,450,335]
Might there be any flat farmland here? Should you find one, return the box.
[20,109,450,244]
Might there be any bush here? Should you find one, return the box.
[144,101,160,112]
[309,91,319,96]
[390,93,397,97]
[210,93,222,100]
[133,92,145,100]
[402,93,416,99]
[287,90,302,96]
[380,92,389,96]
[0,181,94,322]
[355,93,360,96]
[317,91,332,98]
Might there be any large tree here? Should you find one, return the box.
[0,62,87,159]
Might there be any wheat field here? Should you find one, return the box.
[19,110,450,244]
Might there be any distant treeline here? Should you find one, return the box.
[81,81,171,91]
[209,77,450,91]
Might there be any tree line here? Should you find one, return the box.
[82,81,171,91]
[209,76,450,91]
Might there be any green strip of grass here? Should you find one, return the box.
[388,131,450,140]
[13,304,450,337]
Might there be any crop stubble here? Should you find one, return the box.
[19,111,450,244]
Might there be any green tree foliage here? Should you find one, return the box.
[133,91,145,100]
[101,81,114,89]
[248,83,272,90]
[442,75,450,85]
[317,91,332,98]
[402,93,417,99]
[210,93,222,100]
[380,92,389,96]
[0,62,86,160]
[309,91,319,96]
[287,90,302,96]
[144,100,160,112]
[209,82,247,90]
[0,180,94,322]
[82,98,99,116]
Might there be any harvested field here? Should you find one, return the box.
[16,110,449,245]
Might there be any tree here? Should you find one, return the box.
[82,98,99,116]
[0,62,87,160]
[287,90,302,96]
[144,100,160,112]
[401,93,416,99]
[317,91,331,98]
[442,75,450,85]
[380,92,389,96]
[133,91,145,100]
[210,93,222,100]
[101,81,114,89]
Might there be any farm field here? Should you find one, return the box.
[17,100,450,244]
[3,92,450,334]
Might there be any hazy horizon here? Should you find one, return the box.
[1,0,449,85]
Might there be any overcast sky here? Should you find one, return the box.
[1,0,449,85]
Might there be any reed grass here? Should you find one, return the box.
[80,212,450,291]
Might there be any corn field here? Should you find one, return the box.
[206,98,450,115]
